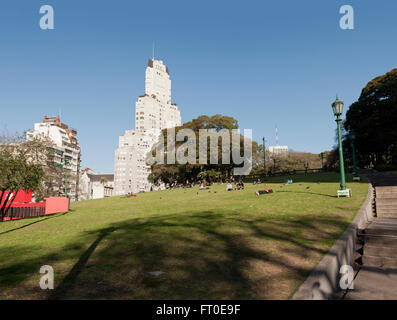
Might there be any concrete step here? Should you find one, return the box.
[376,186,397,191]
[376,210,397,219]
[376,199,397,205]
[364,234,397,247]
[375,190,397,193]
[376,192,397,198]
[362,255,397,268]
[376,207,397,213]
[376,204,397,210]
[365,227,397,237]
[376,187,397,192]
[364,245,397,256]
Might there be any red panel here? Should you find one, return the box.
[1,196,68,222]
[0,190,32,206]
[44,197,69,215]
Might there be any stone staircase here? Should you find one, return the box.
[376,186,397,218]
[358,172,397,269]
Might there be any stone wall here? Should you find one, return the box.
[292,182,374,299]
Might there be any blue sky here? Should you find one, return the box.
[1,0,396,173]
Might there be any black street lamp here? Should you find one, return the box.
[262,137,266,178]
[63,158,69,198]
[332,95,351,198]
[320,152,324,171]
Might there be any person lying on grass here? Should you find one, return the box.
[255,189,273,196]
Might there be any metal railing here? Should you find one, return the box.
[3,203,46,221]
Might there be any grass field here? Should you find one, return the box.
[0,173,368,300]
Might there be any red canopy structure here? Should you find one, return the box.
[0,190,32,206]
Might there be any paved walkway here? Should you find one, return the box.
[344,266,397,299]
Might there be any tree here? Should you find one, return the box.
[344,68,397,168]
[100,177,108,185]
[148,114,258,184]
[0,134,45,221]
[251,149,328,175]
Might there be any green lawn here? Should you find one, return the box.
[0,173,368,300]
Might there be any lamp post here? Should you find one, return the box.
[262,137,266,177]
[273,158,276,174]
[332,95,351,197]
[63,158,69,198]
[320,152,324,171]
[350,131,360,181]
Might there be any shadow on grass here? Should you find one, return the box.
[39,211,351,300]
[276,190,337,198]
[0,206,354,299]
[0,212,69,236]
[49,227,116,300]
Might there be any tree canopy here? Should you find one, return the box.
[344,68,397,168]
[0,134,45,221]
[148,114,257,184]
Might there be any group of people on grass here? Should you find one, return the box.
[163,176,297,196]
[125,176,294,197]
[226,179,245,191]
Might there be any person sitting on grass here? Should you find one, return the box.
[253,178,261,185]
[226,181,233,191]
[236,181,245,190]
[199,182,210,190]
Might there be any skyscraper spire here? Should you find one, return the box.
[152,41,155,60]
[275,125,279,146]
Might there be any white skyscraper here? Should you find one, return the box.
[114,59,181,195]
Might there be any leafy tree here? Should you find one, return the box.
[0,134,45,221]
[148,114,258,184]
[344,68,397,168]
[251,149,329,175]
[0,130,77,220]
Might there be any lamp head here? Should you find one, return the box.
[332,94,344,117]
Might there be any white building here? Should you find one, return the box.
[269,126,288,156]
[269,145,289,155]
[79,169,114,200]
[26,116,81,201]
[114,58,181,195]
